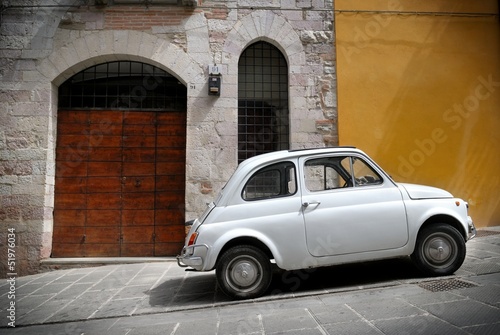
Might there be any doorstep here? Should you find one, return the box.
[39,257,176,273]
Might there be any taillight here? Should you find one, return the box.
[187,232,198,246]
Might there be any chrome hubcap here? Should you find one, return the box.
[424,233,456,267]
[226,256,262,292]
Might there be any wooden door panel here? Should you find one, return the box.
[122,226,154,243]
[54,194,86,209]
[54,109,186,257]
[156,162,184,174]
[52,243,85,257]
[85,244,120,257]
[123,112,155,125]
[56,147,89,164]
[58,110,89,124]
[89,148,122,161]
[55,161,88,177]
[53,210,86,227]
[87,162,122,176]
[52,227,85,243]
[123,124,156,135]
[87,193,121,209]
[123,148,155,162]
[122,210,155,226]
[155,225,185,242]
[122,176,155,192]
[57,123,88,135]
[156,112,185,125]
[122,193,155,209]
[156,192,184,208]
[155,209,184,225]
[89,122,122,136]
[89,110,123,124]
[55,177,86,193]
[85,227,120,244]
[89,135,121,148]
[156,135,185,149]
[87,210,121,225]
[156,126,185,137]
[123,135,156,148]
[155,176,184,191]
[57,135,89,147]
[87,177,121,193]
[122,162,155,176]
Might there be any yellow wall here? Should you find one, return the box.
[335,0,500,227]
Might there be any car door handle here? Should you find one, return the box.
[303,201,321,207]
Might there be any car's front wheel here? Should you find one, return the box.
[411,224,466,276]
[216,245,272,299]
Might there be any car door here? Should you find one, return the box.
[299,154,409,257]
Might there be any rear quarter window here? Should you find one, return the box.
[242,162,296,200]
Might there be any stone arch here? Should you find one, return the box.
[223,10,305,66]
[38,30,205,88]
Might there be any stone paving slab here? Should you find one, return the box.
[0,230,499,334]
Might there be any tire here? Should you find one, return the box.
[216,245,272,300]
[411,224,466,276]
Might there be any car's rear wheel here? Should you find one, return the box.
[216,245,272,299]
[411,224,466,276]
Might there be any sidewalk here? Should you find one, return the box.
[1,228,499,334]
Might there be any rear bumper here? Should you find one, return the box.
[176,244,208,271]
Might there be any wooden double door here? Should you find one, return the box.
[53,110,186,257]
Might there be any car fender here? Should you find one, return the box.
[405,199,469,250]
[202,228,286,271]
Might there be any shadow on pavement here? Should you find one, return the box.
[269,257,425,296]
[147,257,426,305]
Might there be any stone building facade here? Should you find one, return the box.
[0,0,337,276]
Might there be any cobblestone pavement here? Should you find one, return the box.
[1,228,499,334]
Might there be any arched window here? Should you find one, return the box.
[58,61,186,111]
[238,41,289,163]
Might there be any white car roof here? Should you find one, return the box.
[238,146,362,169]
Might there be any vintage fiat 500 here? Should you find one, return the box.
[178,147,476,299]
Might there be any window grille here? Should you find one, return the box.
[58,61,186,111]
[238,41,289,164]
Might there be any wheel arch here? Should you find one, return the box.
[419,214,467,240]
[216,237,275,264]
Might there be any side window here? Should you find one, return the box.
[352,157,383,186]
[304,157,351,192]
[243,162,297,200]
[304,155,382,192]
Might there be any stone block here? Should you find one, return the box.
[0,161,33,176]
[240,0,281,8]
[0,184,12,196]
[297,0,313,8]
[281,0,296,9]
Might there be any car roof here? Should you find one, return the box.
[238,146,362,169]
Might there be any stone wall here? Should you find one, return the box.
[0,0,337,276]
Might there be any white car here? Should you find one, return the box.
[177,147,476,299]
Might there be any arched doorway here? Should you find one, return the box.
[53,61,187,257]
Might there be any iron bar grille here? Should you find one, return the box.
[58,61,187,111]
[238,41,289,164]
